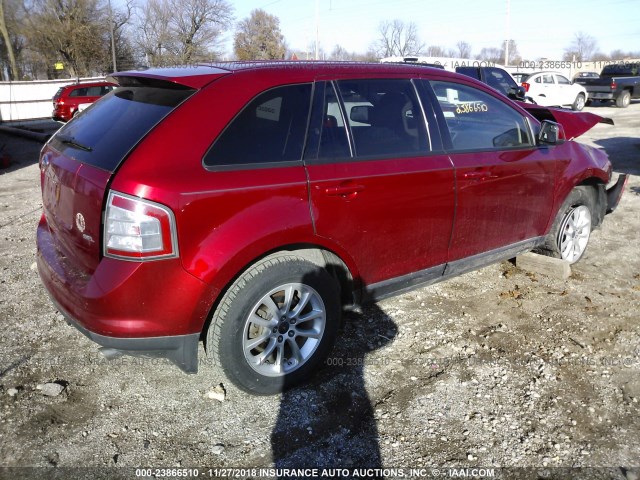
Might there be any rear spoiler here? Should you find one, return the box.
[519,103,614,140]
[106,65,231,90]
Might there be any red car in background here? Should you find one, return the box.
[36,62,627,395]
[52,81,115,122]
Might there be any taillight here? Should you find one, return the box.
[104,191,178,261]
[522,82,530,92]
[610,79,616,90]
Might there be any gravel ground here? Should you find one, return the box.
[0,104,639,479]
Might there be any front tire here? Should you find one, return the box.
[572,93,586,111]
[205,254,340,395]
[536,186,596,265]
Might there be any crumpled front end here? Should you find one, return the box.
[520,103,614,140]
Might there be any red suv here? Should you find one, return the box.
[37,62,627,395]
[52,81,115,122]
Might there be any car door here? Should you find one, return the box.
[424,79,556,264]
[554,74,574,106]
[304,79,456,295]
[528,73,556,106]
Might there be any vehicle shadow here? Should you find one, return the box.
[0,132,47,174]
[586,99,640,108]
[270,291,397,476]
[594,137,640,175]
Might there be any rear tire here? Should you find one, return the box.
[572,93,586,111]
[205,254,340,395]
[535,186,596,265]
[616,90,631,108]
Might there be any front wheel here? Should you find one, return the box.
[572,93,586,111]
[535,186,596,265]
[205,254,340,395]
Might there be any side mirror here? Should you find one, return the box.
[538,120,566,145]
[350,105,372,124]
[508,86,526,101]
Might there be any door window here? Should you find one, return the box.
[429,81,533,151]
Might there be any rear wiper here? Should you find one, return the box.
[56,134,92,152]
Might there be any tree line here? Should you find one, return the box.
[0,2,637,81]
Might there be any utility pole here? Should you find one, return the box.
[315,0,319,60]
[504,0,510,66]
[108,0,117,71]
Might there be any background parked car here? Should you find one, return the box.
[511,72,530,84]
[521,72,587,110]
[573,71,600,85]
[52,81,115,122]
[455,66,526,100]
[578,63,640,108]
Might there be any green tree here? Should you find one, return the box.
[234,9,285,60]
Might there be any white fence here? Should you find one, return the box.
[0,77,105,122]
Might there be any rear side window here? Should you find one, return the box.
[85,86,103,96]
[602,63,639,76]
[456,67,480,80]
[204,84,312,168]
[69,87,88,97]
[430,81,532,151]
[335,79,429,157]
[485,68,516,95]
[542,74,554,84]
[51,86,194,172]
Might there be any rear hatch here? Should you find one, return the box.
[40,78,200,274]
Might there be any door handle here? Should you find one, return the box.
[324,184,365,197]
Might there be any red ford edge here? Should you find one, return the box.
[37,62,627,395]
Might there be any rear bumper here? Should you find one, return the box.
[606,174,628,214]
[52,106,71,122]
[588,92,614,100]
[47,291,200,373]
[37,215,217,373]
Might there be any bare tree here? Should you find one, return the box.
[234,9,285,60]
[476,47,503,64]
[328,44,370,61]
[374,19,424,58]
[563,32,598,61]
[425,45,446,57]
[0,0,19,79]
[24,0,110,77]
[135,0,172,65]
[136,0,232,65]
[501,39,521,65]
[456,41,472,58]
[171,0,233,62]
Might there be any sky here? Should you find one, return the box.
[215,0,640,61]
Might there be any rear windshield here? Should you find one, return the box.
[50,86,194,172]
[601,63,639,76]
[456,67,480,80]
